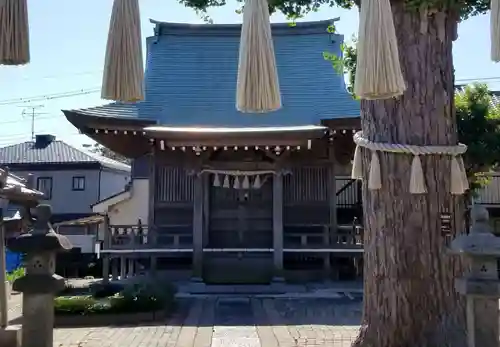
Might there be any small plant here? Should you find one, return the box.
[109,281,177,313]
[90,282,124,298]
[6,267,25,283]
[54,296,107,315]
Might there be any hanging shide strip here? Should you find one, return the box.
[351,145,363,179]
[354,0,406,100]
[492,0,500,61]
[368,151,382,190]
[236,0,281,113]
[0,0,30,65]
[101,0,144,102]
[409,155,426,194]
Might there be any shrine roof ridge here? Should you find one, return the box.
[150,18,341,37]
[143,124,328,134]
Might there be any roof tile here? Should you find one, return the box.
[0,138,130,172]
[68,20,359,127]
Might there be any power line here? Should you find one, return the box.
[15,70,102,82]
[0,131,85,145]
[0,113,61,126]
[0,73,498,111]
[0,88,100,107]
[456,77,500,83]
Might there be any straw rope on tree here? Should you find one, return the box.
[351,131,468,194]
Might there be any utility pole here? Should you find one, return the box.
[20,105,46,140]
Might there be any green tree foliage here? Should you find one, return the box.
[88,143,131,165]
[179,0,489,21]
[322,25,357,96]
[456,84,500,189]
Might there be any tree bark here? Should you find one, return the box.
[353,3,467,347]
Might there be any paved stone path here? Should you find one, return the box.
[7,294,361,347]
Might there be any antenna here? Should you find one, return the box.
[20,105,47,140]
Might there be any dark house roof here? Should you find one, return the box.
[65,19,359,128]
[0,134,130,172]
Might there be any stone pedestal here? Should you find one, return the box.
[450,206,500,347]
[0,325,22,347]
[4,281,10,301]
[7,205,72,347]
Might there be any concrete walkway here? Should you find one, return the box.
[7,293,361,347]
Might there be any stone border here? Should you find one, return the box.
[53,310,169,327]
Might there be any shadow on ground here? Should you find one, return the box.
[10,296,362,329]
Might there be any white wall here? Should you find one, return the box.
[15,169,100,214]
[99,169,130,202]
[65,235,98,254]
[107,179,149,226]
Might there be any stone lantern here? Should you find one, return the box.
[7,204,72,347]
[449,205,500,347]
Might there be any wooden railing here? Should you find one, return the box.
[336,177,362,208]
[284,222,363,250]
[108,225,193,249]
[106,221,364,252]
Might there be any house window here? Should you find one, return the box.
[36,177,53,200]
[72,176,86,191]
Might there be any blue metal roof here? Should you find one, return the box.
[143,19,358,127]
[69,20,359,128]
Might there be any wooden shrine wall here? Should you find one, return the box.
[153,165,194,247]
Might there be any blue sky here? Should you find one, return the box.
[0,0,496,149]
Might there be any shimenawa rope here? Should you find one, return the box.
[351,131,468,194]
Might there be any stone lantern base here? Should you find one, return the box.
[5,281,11,300]
[0,282,20,347]
[0,325,22,347]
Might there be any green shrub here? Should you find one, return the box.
[109,281,177,313]
[54,281,177,316]
[6,267,25,283]
[54,296,108,315]
[90,282,124,298]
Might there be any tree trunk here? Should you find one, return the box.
[353,4,467,347]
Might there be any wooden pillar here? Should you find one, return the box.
[272,172,284,281]
[127,258,134,278]
[192,172,204,280]
[148,151,157,276]
[150,256,157,276]
[102,215,110,283]
[119,256,126,279]
[111,258,119,280]
[0,206,8,328]
[202,173,210,247]
[326,145,337,276]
